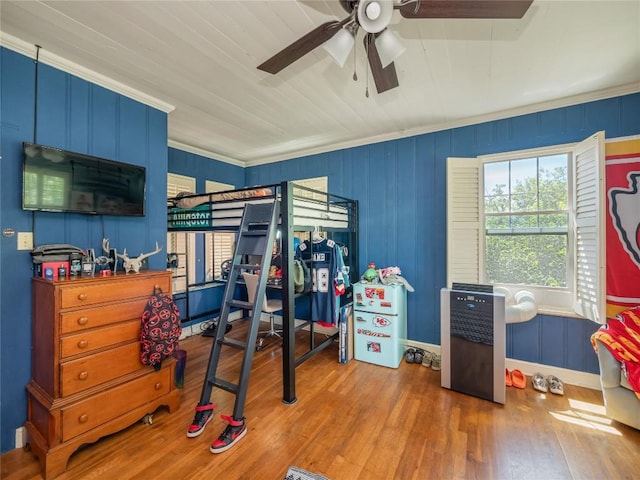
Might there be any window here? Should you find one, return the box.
[484,153,570,288]
[167,173,196,294]
[447,132,605,323]
[291,176,329,243]
[204,181,235,281]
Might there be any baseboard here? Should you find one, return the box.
[179,311,244,339]
[406,340,601,391]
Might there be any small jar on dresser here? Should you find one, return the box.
[25,270,180,479]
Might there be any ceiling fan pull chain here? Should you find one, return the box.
[353,34,358,81]
[365,35,370,97]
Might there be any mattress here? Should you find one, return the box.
[168,196,350,230]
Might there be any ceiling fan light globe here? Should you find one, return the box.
[323,28,355,68]
[358,0,393,33]
[377,29,406,68]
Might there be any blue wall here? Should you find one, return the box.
[244,93,640,375]
[3,42,639,453]
[0,47,169,453]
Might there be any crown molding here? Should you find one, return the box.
[167,140,245,167]
[0,31,175,114]
[3,30,637,168]
[245,81,640,167]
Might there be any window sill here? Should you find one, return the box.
[535,305,584,320]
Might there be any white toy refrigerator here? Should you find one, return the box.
[353,282,407,368]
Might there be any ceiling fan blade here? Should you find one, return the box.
[257,21,343,74]
[364,33,399,94]
[399,0,533,19]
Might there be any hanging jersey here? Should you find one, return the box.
[296,238,348,326]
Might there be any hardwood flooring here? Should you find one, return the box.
[3,320,639,480]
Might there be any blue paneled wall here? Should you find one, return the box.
[245,92,640,376]
[2,42,639,454]
[0,48,169,452]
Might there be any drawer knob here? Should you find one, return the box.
[77,339,88,349]
[78,371,88,381]
[77,316,88,326]
[77,293,87,301]
[78,414,88,424]
[154,383,162,390]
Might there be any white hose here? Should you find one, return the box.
[495,288,538,324]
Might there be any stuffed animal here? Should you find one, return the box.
[378,266,415,292]
[362,262,378,282]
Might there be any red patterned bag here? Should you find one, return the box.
[140,286,181,370]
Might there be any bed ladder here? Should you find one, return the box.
[188,200,279,450]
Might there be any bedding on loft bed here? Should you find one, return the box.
[167,182,353,231]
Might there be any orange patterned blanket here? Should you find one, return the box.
[591,306,640,399]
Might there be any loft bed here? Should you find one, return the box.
[167,181,359,404]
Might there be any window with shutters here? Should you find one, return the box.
[167,174,196,293]
[447,132,605,323]
[204,181,235,281]
[291,177,329,243]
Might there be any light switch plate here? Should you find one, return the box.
[17,232,33,250]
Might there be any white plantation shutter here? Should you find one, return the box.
[573,131,606,323]
[205,181,235,280]
[168,174,196,293]
[447,157,482,287]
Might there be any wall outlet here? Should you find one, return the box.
[17,232,33,250]
[15,426,26,449]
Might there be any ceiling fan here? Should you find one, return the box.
[257,0,533,94]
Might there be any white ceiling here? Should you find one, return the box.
[1,1,639,167]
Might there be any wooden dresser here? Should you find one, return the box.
[25,270,180,479]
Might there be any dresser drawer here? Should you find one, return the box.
[60,276,170,309]
[60,366,171,442]
[60,342,142,396]
[60,319,140,359]
[60,298,148,334]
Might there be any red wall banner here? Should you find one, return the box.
[605,137,640,317]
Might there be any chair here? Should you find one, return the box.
[595,338,640,430]
[242,272,283,350]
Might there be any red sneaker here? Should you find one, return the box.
[210,415,247,453]
[186,403,216,438]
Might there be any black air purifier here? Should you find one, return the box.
[440,285,506,404]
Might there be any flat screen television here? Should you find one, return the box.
[22,142,146,216]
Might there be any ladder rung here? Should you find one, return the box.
[228,299,253,310]
[220,338,247,350]
[234,263,262,271]
[211,378,239,395]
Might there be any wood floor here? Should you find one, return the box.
[3,320,639,480]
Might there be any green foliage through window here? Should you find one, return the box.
[484,154,569,288]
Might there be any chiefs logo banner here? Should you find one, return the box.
[606,137,640,317]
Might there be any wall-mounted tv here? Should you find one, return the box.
[22,142,146,216]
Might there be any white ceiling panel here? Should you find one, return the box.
[1,0,638,166]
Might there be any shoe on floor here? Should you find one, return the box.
[511,369,526,389]
[421,351,434,368]
[531,373,548,393]
[210,415,247,454]
[187,403,216,438]
[547,375,564,395]
[505,368,513,387]
[413,348,426,364]
[431,354,441,371]
[405,348,416,364]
